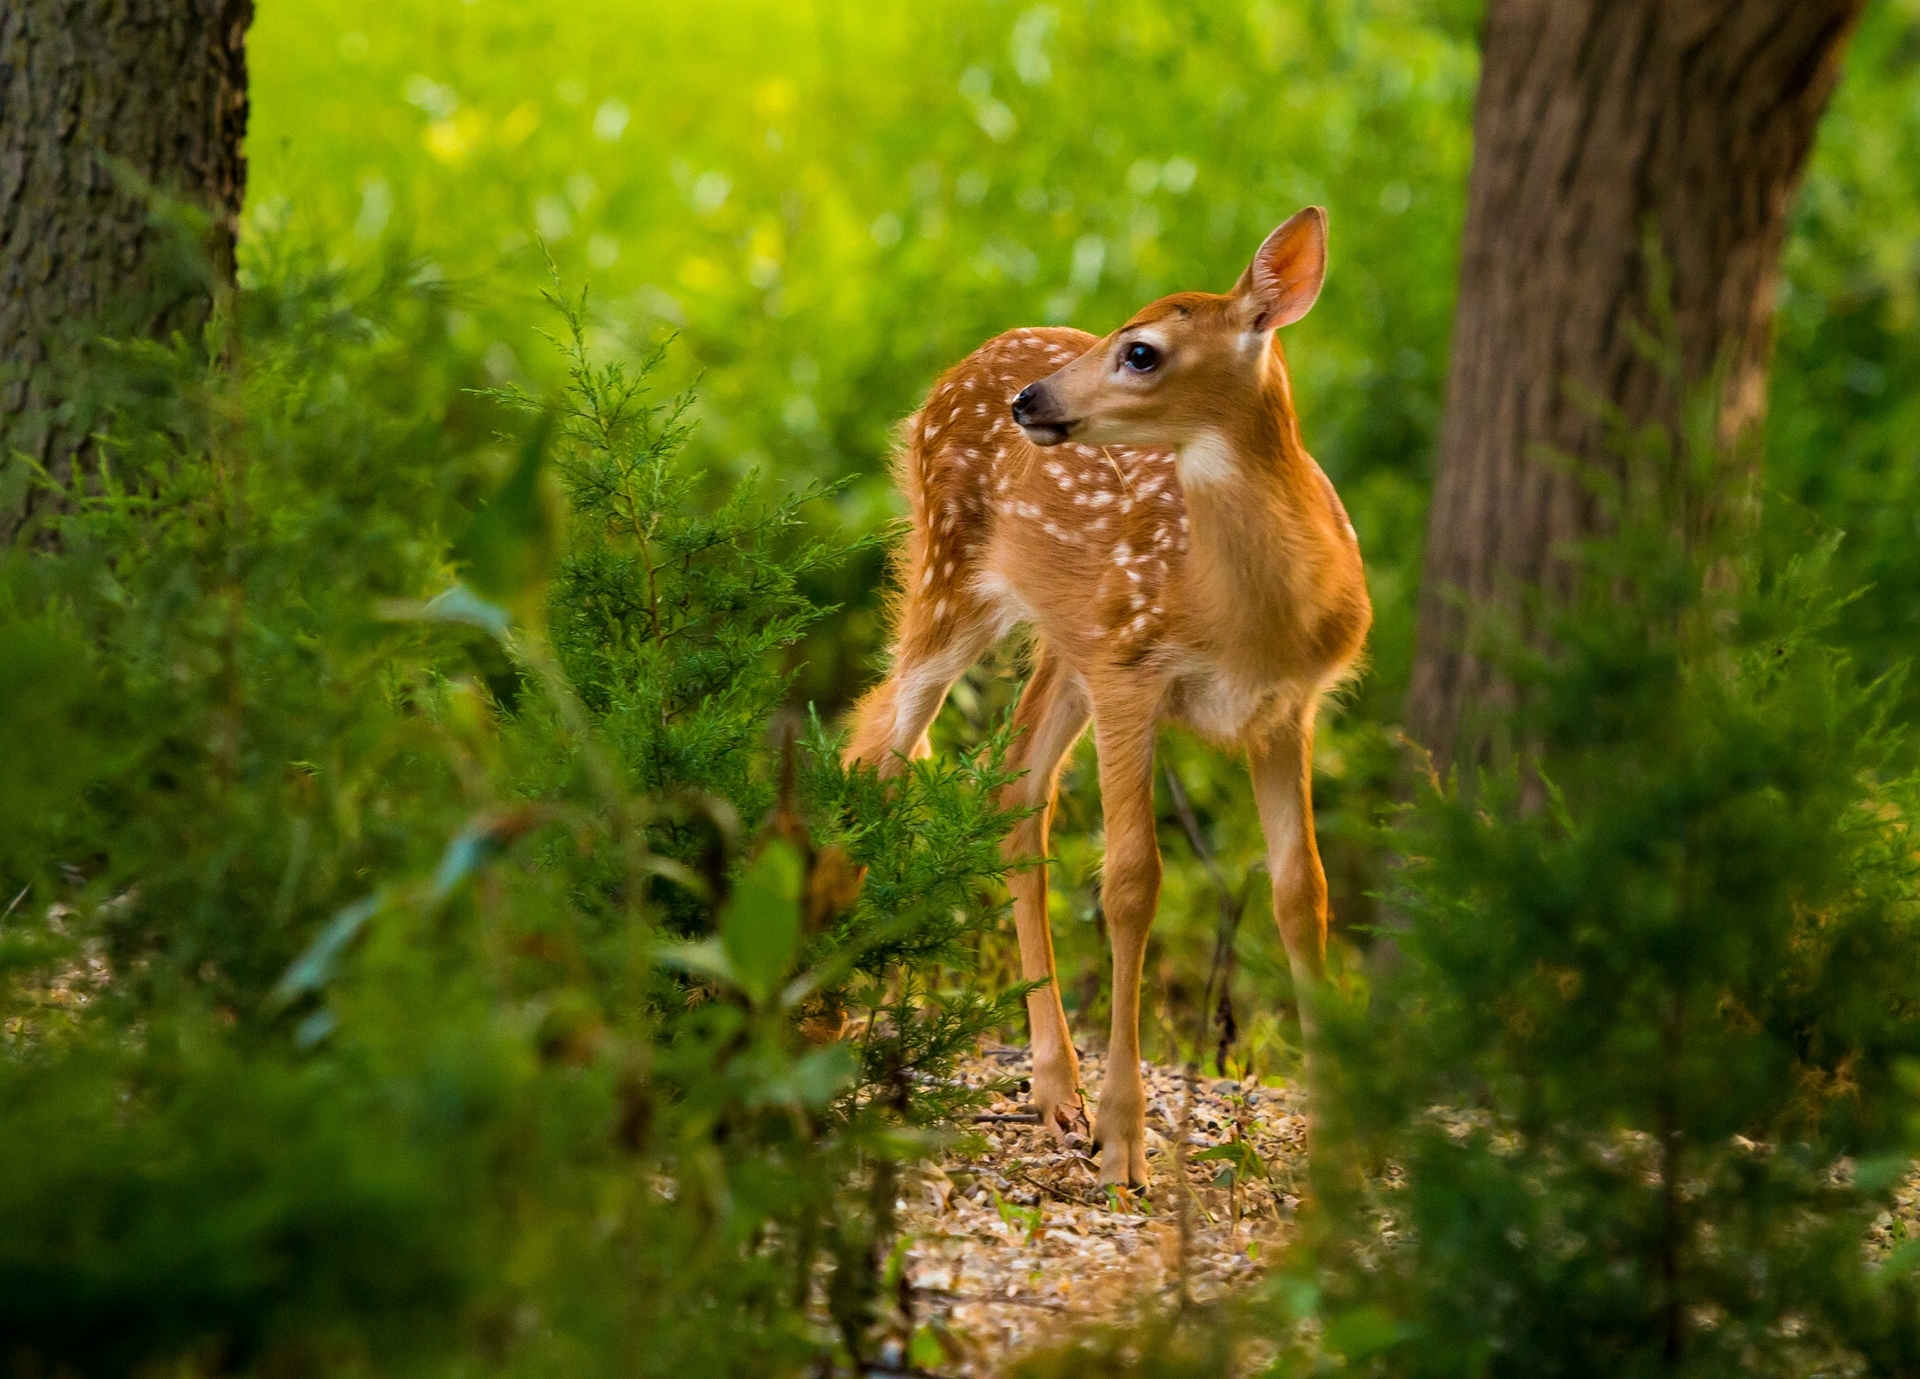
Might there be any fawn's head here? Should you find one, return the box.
[1011,206,1327,451]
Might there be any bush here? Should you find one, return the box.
[0,252,1020,1376]
[1009,374,1920,1378]
[1295,387,1920,1374]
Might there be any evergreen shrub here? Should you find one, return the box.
[0,253,1019,1376]
[1302,386,1920,1376]
[1014,380,1920,1378]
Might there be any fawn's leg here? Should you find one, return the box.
[1248,702,1328,1045]
[844,616,995,777]
[1087,703,1162,1188]
[999,647,1092,1137]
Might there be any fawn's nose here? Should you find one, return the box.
[1010,382,1048,424]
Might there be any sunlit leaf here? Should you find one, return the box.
[271,893,382,1005]
[720,841,803,1004]
[653,936,739,989]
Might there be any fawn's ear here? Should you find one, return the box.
[1233,206,1327,332]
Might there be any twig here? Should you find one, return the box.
[1003,1162,1105,1208]
[913,1286,1067,1312]
[1157,959,1197,1312]
[972,1113,1042,1125]
[1,884,28,925]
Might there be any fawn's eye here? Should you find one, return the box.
[1122,341,1161,373]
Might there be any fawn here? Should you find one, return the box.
[846,207,1369,1186]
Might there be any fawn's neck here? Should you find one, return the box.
[1173,342,1348,666]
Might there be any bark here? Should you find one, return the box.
[0,0,251,542]
[1405,0,1865,764]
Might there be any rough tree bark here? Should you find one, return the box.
[1405,0,1866,764]
[0,0,252,542]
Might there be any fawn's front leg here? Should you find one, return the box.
[1089,706,1162,1188]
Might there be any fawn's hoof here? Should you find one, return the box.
[1029,1066,1089,1143]
[1091,1120,1151,1189]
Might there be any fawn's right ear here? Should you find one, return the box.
[1233,206,1327,333]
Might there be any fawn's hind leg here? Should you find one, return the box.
[1249,701,1327,1036]
[845,610,996,776]
[998,647,1092,1139]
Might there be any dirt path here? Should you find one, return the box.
[893,1044,1309,1376]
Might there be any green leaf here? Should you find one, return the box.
[720,842,804,1004]
[908,1325,948,1370]
[1854,1154,1910,1195]
[1323,1305,1412,1360]
[653,937,739,989]
[457,414,559,604]
[418,585,513,639]
[1193,1140,1269,1178]
[751,1043,856,1109]
[271,893,382,1006]
[430,822,512,900]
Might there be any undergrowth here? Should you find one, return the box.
[0,253,1020,1376]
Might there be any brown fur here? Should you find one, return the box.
[846,208,1370,1185]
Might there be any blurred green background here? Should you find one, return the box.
[244,0,1920,1067]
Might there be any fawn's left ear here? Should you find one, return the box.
[1233,206,1327,333]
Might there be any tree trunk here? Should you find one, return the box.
[1404,0,1864,764]
[0,0,251,542]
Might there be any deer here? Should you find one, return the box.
[845,207,1370,1187]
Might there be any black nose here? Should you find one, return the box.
[1010,383,1043,424]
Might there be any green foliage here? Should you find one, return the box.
[0,251,1019,1376]
[1010,388,1920,1379]
[11,1,1920,1372]
[801,718,1032,1115]
[242,0,1485,1035]
[1289,394,1920,1373]
[498,281,852,810]
[236,0,1920,1075]
[1766,0,1920,733]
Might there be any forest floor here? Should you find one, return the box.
[893,1043,1310,1377]
[893,1046,1920,1377]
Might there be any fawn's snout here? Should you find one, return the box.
[1010,381,1074,447]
